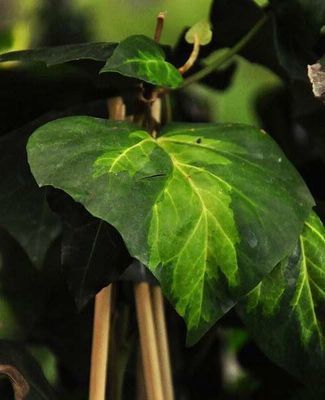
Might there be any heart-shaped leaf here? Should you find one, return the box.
[238,211,325,384]
[27,117,314,344]
[100,35,183,88]
[0,42,117,66]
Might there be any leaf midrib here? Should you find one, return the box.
[159,137,269,175]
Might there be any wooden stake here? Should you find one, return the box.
[89,285,113,400]
[151,286,174,400]
[134,282,164,400]
[89,96,126,400]
[107,96,126,120]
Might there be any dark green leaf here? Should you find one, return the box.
[0,126,61,267]
[0,29,13,52]
[210,0,325,79]
[210,0,263,47]
[238,211,325,384]
[270,0,325,78]
[209,0,283,77]
[0,42,117,66]
[47,189,131,308]
[27,117,314,344]
[35,246,94,387]
[0,229,44,338]
[0,340,56,399]
[100,35,183,89]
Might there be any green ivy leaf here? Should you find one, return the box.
[27,117,314,344]
[238,211,325,384]
[100,35,183,89]
[0,42,117,66]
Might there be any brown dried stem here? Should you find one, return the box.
[154,12,166,43]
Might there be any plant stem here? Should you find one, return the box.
[154,12,166,43]
[182,14,268,87]
[178,34,201,75]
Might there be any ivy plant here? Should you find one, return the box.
[0,0,324,396]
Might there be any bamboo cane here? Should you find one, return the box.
[134,282,164,400]
[89,96,125,400]
[136,347,147,400]
[89,285,113,400]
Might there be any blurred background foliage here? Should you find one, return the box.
[0,0,276,128]
[0,0,324,399]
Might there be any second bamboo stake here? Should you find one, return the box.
[89,285,113,400]
[134,282,164,400]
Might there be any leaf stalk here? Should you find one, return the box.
[182,14,269,87]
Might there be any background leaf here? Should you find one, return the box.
[209,0,283,77]
[47,189,131,308]
[209,0,325,79]
[100,35,183,88]
[270,0,325,79]
[27,117,314,343]
[238,211,325,384]
[0,42,117,66]
[0,126,61,267]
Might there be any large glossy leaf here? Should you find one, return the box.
[0,126,61,267]
[238,211,325,384]
[0,42,117,66]
[0,341,56,399]
[100,35,183,89]
[27,117,314,343]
